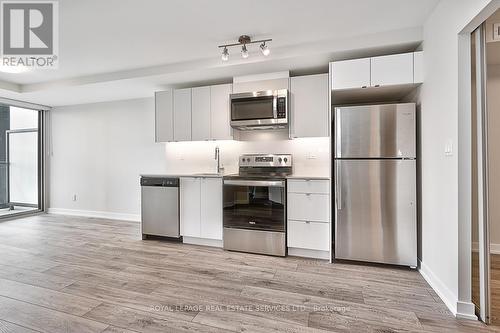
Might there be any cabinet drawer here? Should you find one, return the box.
[287,179,329,194]
[288,220,329,251]
[287,193,329,222]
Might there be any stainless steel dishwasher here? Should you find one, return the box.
[140,176,181,240]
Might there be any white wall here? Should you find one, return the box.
[49,98,168,220]
[418,0,494,318]
[49,98,330,221]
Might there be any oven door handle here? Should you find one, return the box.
[223,179,285,188]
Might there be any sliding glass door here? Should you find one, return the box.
[471,22,490,324]
[0,104,43,217]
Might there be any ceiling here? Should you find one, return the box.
[0,0,440,106]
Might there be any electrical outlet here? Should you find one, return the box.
[494,23,500,41]
[72,194,77,201]
[306,153,317,159]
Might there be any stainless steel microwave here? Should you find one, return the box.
[230,89,288,130]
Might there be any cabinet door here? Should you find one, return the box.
[154,90,173,142]
[192,86,211,141]
[200,177,223,240]
[210,84,232,140]
[173,88,192,141]
[331,58,370,90]
[413,51,424,84]
[290,74,329,138]
[180,177,201,237]
[371,53,414,86]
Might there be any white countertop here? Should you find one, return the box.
[286,175,330,180]
[140,173,224,178]
[141,173,330,180]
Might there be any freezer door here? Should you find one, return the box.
[334,159,417,266]
[335,103,416,158]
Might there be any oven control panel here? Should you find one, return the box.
[239,154,292,167]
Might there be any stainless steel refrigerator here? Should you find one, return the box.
[333,103,417,267]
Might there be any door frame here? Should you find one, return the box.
[457,0,500,321]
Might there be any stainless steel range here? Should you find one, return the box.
[223,154,292,256]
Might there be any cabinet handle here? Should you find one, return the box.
[361,86,367,89]
[374,84,380,88]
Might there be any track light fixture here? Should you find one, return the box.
[218,35,272,61]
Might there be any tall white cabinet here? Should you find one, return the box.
[173,88,192,141]
[210,84,233,140]
[290,74,329,138]
[191,86,211,141]
[154,90,173,142]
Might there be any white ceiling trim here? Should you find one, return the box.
[0,26,423,107]
[19,26,423,93]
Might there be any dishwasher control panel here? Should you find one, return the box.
[140,177,179,187]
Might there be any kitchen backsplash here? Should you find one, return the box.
[164,137,330,176]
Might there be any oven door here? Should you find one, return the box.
[223,179,286,232]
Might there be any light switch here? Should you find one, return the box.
[444,140,453,156]
[494,23,500,41]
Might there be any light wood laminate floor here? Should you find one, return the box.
[0,214,496,333]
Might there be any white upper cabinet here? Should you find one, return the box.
[155,83,232,142]
[290,74,329,138]
[173,88,192,141]
[210,84,233,140]
[331,52,424,92]
[370,53,414,87]
[331,58,371,90]
[154,90,173,142]
[191,86,211,141]
[413,51,424,84]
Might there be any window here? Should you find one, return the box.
[0,104,43,217]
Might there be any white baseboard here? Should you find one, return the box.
[48,208,140,222]
[456,301,477,320]
[288,248,330,260]
[182,236,222,248]
[418,259,458,316]
[417,260,477,320]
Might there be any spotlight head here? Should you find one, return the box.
[260,42,270,56]
[221,47,229,61]
[241,44,249,59]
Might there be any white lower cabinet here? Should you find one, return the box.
[200,177,223,240]
[287,179,330,257]
[288,220,329,251]
[180,177,201,237]
[180,177,222,241]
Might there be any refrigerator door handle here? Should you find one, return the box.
[336,162,342,210]
[335,108,341,158]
